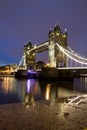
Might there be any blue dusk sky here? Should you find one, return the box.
[0,0,87,65]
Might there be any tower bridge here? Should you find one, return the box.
[14,24,87,79]
[23,24,67,70]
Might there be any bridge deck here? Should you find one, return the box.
[58,67,87,70]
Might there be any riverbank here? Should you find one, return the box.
[0,74,14,77]
[0,95,87,130]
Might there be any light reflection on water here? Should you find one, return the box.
[0,77,87,105]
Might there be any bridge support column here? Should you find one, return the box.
[23,52,27,69]
[48,24,68,68]
[24,42,35,70]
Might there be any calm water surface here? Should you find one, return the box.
[0,76,87,105]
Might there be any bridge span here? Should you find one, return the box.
[14,24,87,80]
[25,41,49,54]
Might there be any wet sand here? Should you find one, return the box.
[0,95,87,130]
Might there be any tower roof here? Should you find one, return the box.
[54,24,61,33]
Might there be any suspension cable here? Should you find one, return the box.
[56,43,87,65]
[14,55,24,72]
[68,46,87,61]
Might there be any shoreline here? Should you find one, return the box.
[0,96,87,130]
[0,74,14,77]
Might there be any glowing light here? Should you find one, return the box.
[46,63,49,66]
[26,79,31,94]
[58,66,87,70]
[65,28,67,32]
[56,33,59,36]
[2,77,14,93]
[34,44,36,48]
[62,34,66,38]
[46,84,50,100]
[28,70,36,74]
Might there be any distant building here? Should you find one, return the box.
[0,64,17,74]
[35,61,46,69]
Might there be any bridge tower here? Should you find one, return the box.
[48,24,67,67]
[23,42,35,70]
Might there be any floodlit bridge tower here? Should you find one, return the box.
[48,24,68,67]
[22,24,68,70]
[23,42,35,70]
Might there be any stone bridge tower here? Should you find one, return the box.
[48,24,67,67]
[23,42,35,70]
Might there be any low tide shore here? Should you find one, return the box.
[0,95,87,130]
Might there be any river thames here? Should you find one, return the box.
[0,76,87,105]
[0,76,87,130]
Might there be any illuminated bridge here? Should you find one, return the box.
[13,24,87,79]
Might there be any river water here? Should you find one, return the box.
[0,76,87,105]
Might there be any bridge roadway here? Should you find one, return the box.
[38,67,87,81]
[57,67,87,70]
[57,67,87,77]
[15,66,87,80]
